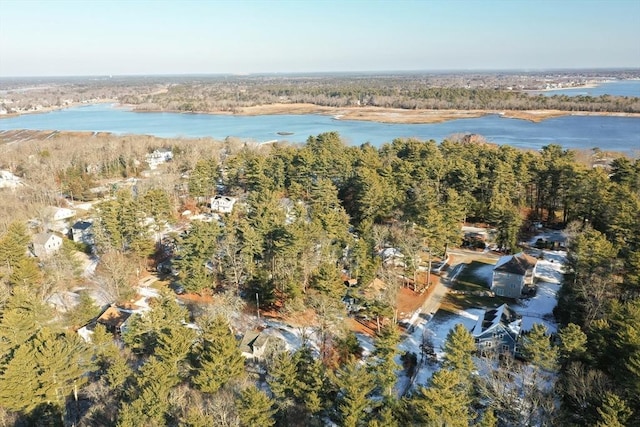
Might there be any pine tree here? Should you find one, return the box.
[191,316,244,394]
[188,158,217,198]
[522,323,558,372]
[595,392,632,427]
[558,323,587,365]
[478,407,498,427]
[123,295,190,355]
[292,345,327,415]
[0,221,30,269]
[442,323,476,374]
[267,350,298,409]
[118,356,180,426]
[367,406,399,427]
[411,369,470,427]
[0,327,94,414]
[0,286,51,360]
[332,359,376,427]
[7,257,42,287]
[155,321,197,373]
[371,323,400,398]
[236,385,276,427]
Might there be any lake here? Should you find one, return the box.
[1,103,639,156]
[530,79,640,97]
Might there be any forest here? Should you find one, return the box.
[2,70,640,116]
[0,130,639,426]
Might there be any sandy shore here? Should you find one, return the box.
[233,104,640,124]
[521,82,602,93]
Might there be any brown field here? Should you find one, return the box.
[232,104,640,124]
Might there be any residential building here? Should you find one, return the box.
[240,330,270,359]
[44,206,76,222]
[491,252,538,298]
[70,220,94,245]
[210,195,237,214]
[472,304,522,356]
[31,232,63,257]
[96,305,133,335]
[145,148,173,169]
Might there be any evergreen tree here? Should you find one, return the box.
[411,369,470,427]
[332,359,376,427]
[188,158,217,198]
[267,350,298,415]
[292,345,327,416]
[442,323,476,376]
[155,321,197,373]
[367,405,399,427]
[236,385,276,427]
[118,356,180,426]
[0,221,30,269]
[0,327,94,415]
[522,323,558,372]
[595,392,632,427]
[0,286,51,361]
[123,295,190,356]
[478,407,498,427]
[371,323,400,398]
[191,316,245,394]
[558,323,588,365]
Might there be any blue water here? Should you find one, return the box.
[530,80,640,97]
[1,103,639,156]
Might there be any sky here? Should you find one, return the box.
[0,0,639,77]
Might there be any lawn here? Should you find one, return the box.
[446,258,512,310]
[454,259,496,291]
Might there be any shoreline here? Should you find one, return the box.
[520,82,602,94]
[2,101,640,125]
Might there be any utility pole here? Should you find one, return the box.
[427,247,432,290]
[256,292,260,322]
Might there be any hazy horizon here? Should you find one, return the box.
[1,0,639,77]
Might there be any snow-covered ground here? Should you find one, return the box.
[262,319,321,354]
[514,249,566,333]
[392,233,567,394]
[396,308,484,392]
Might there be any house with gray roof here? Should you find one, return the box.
[491,252,537,298]
[239,330,270,360]
[31,232,63,258]
[71,220,94,245]
[472,304,522,356]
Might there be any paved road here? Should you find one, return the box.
[421,276,449,315]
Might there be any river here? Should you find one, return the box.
[529,79,640,97]
[1,103,639,156]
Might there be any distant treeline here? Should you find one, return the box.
[119,77,640,113]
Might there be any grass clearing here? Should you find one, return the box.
[446,258,512,310]
[442,293,512,312]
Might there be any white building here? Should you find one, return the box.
[45,206,76,222]
[31,232,63,257]
[210,195,237,214]
[145,148,173,170]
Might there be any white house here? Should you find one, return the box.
[31,232,63,257]
[45,206,76,222]
[145,148,173,170]
[491,252,538,298]
[210,195,237,214]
